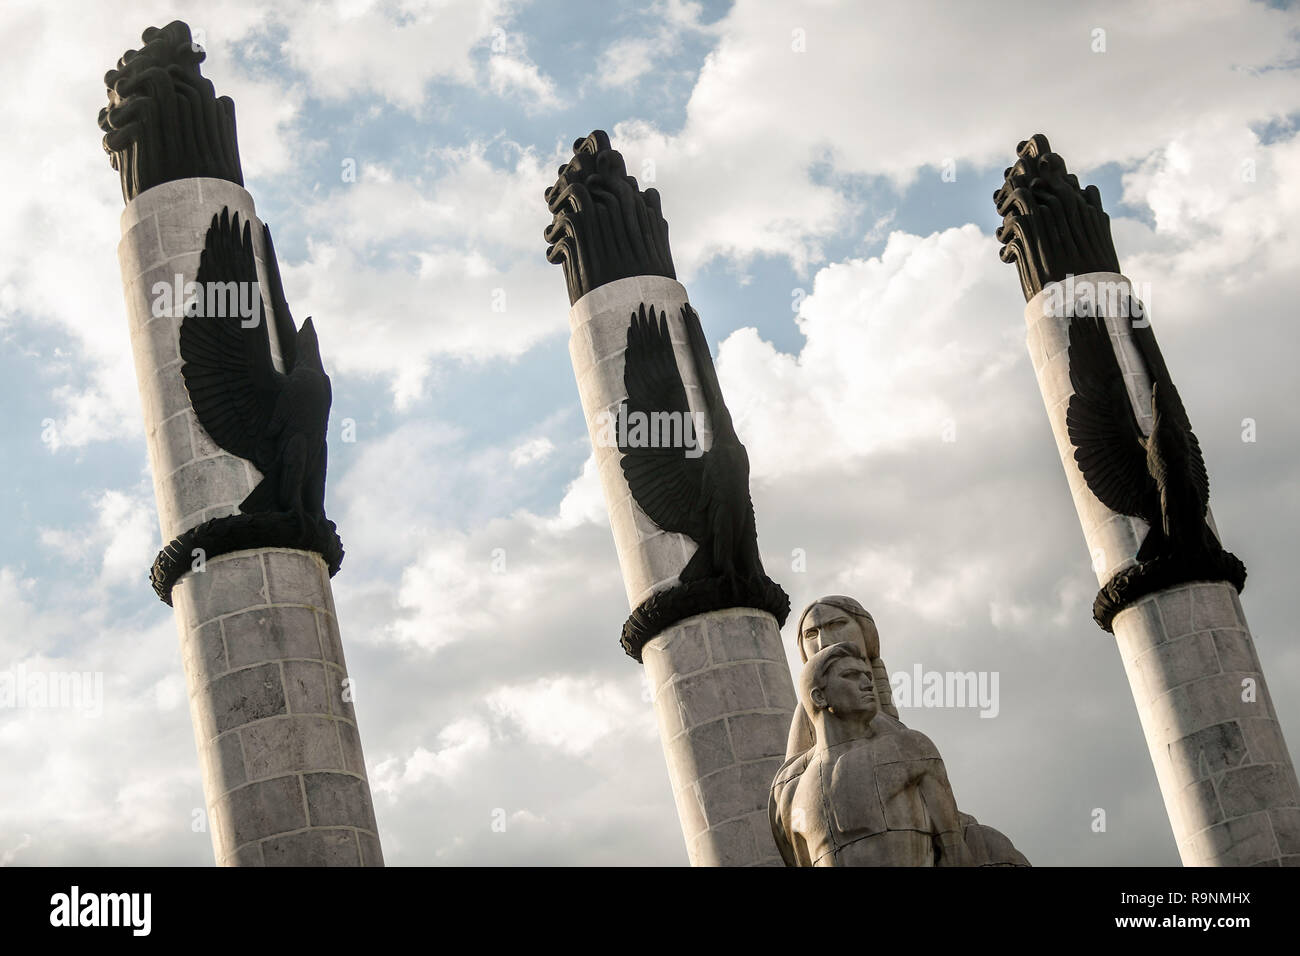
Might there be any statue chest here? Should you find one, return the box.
[795,742,931,850]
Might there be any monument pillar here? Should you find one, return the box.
[102,22,382,866]
[548,133,796,866]
[997,136,1300,865]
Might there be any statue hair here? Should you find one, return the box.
[797,595,898,719]
[798,642,868,717]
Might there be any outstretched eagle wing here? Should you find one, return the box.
[179,207,285,473]
[619,303,708,539]
[1130,322,1210,518]
[680,303,737,444]
[261,222,299,373]
[1065,315,1155,518]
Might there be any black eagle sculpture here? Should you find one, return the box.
[180,208,331,525]
[617,302,789,659]
[149,207,342,604]
[995,134,1244,630]
[1066,311,1245,629]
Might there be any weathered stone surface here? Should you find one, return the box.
[1212,628,1261,675]
[316,610,345,666]
[1178,777,1223,833]
[671,783,709,841]
[304,772,377,831]
[222,842,264,867]
[687,815,758,867]
[241,716,344,780]
[358,830,385,867]
[729,712,791,763]
[121,177,381,868]
[1167,722,1247,782]
[183,619,227,687]
[224,606,321,668]
[666,719,733,783]
[1215,764,1299,819]
[264,550,329,607]
[1270,807,1300,855]
[210,730,247,795]
[174,553,266,624]
[219,775,306,847]
[1104,552,1299,864]
[263,828,360,867]
[1189,811,1277,866]
[336,718,367,775]
[283,660,332,716]
[207,663,287,734]
[772,643,986,867]
[1133,630,1221,697]
[1192,584,1241,631]
[639,609,792,866]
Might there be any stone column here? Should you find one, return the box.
[1025,272,1300,865]
[569,276,796,866]
[102,21,382,865]
[117,177,383,866]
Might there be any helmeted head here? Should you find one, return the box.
[796,595,897,718]
[798,642,878,723]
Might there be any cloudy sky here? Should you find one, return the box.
[2,0,1298,866]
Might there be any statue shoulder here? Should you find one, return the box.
[897,727,943,760]
[872,712,908,733]
[772,748,815,790]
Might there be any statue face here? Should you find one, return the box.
[801,603,865,660]
[815,656,878,720]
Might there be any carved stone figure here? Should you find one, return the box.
[770,643,972,866]
[777,596,1029,866]
[995,134,1244,629]
[784,595,901,760]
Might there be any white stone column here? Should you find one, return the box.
[118,178,382,866]
[570,276,796,866]
[1026,273,1300,865]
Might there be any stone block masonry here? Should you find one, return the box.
[118,179,381,865]
[1026,274,1299,866]
[569,276,795,866]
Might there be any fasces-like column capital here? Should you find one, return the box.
[544,131,675,305]
[99,20,244,205]
[994,133,1121,302]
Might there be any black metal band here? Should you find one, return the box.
[620,573,791,663]
[150,512,344,605]
[1093,550,1246,632]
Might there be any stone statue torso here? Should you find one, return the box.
[782,728,945,866]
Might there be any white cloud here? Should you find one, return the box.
[486,675,651,756]
[371,717,492,797]
[38,487,157,591]
[488,53,560,111]
[272,0,555,112]
[607,0,1300,275]
[594,0,716,89]
[716,224,1029,481]
[509,436,555,467]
